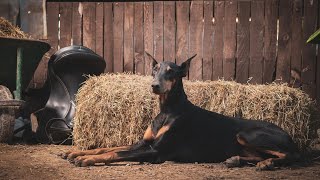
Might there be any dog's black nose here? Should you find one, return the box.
[151,84,160,90]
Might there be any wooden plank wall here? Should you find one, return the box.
[2,0,320,103]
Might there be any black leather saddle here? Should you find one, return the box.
[32,45,105,144]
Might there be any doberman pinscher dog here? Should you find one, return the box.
[61,53,300,170]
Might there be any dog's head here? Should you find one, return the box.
[145,52,196,95]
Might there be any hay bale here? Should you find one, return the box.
[74,73,317,151]
[0,17,29,39]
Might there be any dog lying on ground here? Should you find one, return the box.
[60,53,300,170]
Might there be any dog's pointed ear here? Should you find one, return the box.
[145,52,158,68]
[180,54,197,77]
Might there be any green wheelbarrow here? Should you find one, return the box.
[0,37,50,142]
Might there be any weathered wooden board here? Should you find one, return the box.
[113,2,124,73]
[153,1,163,62]
[263,0,278,83]
[95,2,104,57]
[276,0,292,83]
[223,0,237,81]
[176,1,189,66]
[0,0,19,25]
[144,2,153,75]
[236,1,250,83]
[20,0,46,39]
[203,1,213,81]
[103,2,113,72]
[213,1,224,80]
[318,0,320,104]
[290,0,303,88]
[72,2,82,46]
[249,1,264,84]
[30,1,57,88]
[134,2,144,75]
[302,0,318,99]
[163,1,175,62]
[189,1,203,80]
[124,2,134,72]
[59,2,72,48]
[82,2,96,51]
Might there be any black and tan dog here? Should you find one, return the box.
[61,53,300,170]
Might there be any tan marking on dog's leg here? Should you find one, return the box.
[236,134,247,146]
[65,146,129,160]
[74,152,118,167]
[143,125,155,141]
[155,125,170,139]
[256,150,289,170]
[263,150,287,159]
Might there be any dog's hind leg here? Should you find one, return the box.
[234,128,300,170]
[225,148,264,168]
[256,150,300,171]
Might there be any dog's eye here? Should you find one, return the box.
[167,68,173,74]
[152,67,158,75]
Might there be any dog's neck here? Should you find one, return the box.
[158,79,189,113]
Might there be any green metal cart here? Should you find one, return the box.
[0,36,50,142]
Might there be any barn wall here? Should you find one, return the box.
[1,0,320,103]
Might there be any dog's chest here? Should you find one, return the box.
[151,113,178,135]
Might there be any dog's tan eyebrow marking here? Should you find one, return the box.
[166,66,172,71]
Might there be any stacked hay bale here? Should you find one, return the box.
[74,73,317,151]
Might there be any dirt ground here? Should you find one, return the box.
[1,143,320,180]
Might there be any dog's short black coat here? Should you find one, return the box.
[61,53,299,170]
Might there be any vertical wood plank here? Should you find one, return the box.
[20,0,46,39]
[82,3,96,51]
[72,2,82,45]
[134,2,144,75]
[176,1,189,66]
[124,2,134,72]
[318,50,320,104]
[318,0,320,104]
[46,2,59,53]
[223,0,237,80]
[95,2,104,57]
[144,2,153,75]
[263,0,278,83]
[249,1,264,84]
[291,0,303,87]
[163,1,175,62]
[113,2,124,73]
[189,1,203,80]
[276,0,292,83]
[31,1,57,88]
[302,0,318,98]
[203,1,213,81]
[0,0,19,25]
[213,1,224,80]
[59,2,72,48]
[104,2,113,72]
[236,1,250,83]
[154,1,164,62]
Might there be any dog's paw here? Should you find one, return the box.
[74,157,95,167]
[58,152,70,159]
[256,159,275,171]
[224,156,241,168]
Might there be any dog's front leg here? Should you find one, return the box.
[60,146,130,161]
[73,146,158,167]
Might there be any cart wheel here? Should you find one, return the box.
[0,85,16,143]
